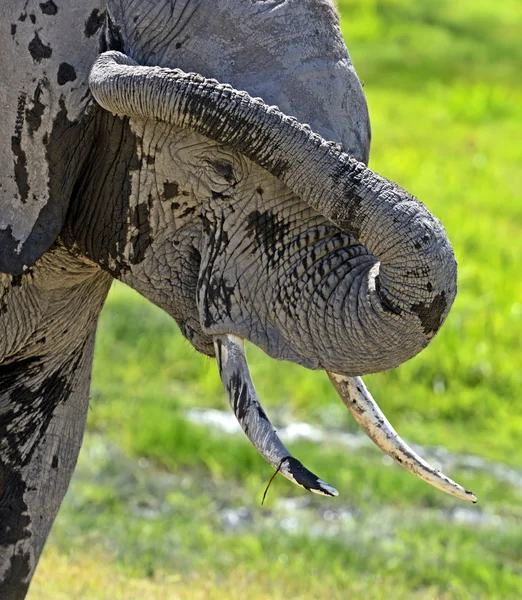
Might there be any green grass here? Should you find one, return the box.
[33,0,522,598]
[33,435,522,599]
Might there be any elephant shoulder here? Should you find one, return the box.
[0,1,105,275]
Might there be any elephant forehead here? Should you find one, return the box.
[110,0,370,162]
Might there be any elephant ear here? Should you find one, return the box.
[0,2,107,275]
[0,58,65,275]
[0,194,67,276]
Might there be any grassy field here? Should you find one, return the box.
[32,1,522,598]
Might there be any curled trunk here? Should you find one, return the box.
[90,51,456,375]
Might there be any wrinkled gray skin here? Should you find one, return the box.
[0,1,457,597]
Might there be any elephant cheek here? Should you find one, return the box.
[196,234,310,367]
[196,259,280,359]
[195,182,360,370]
[195,221,331,370]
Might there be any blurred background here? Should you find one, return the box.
[31,0,522,598]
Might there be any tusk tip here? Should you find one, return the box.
[450,483,477,503]
[283,457,338,497]
[312,479,339,497]
[328,372,477,505]
[466,490,478,504]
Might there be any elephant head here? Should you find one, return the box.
[0,2,475,590]
[78,0,474,502]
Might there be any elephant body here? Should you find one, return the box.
[0,1,465,597]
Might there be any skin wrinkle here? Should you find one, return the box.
[303,256,347,360]
[83,116,123,259]
[365,280,401,339]
[201,197,280,342]
[223,196,323,284]
[151,0,194,55]
[244,210,291,274]
[262,235,364,360]
[295,246,359,320]
[147,125,162,219]
[361,272,409,363]
[357,276,390,355]
[324,270,347,353]
[236,245,273,333]
[278,232,359,297]
[273,233,350,323]
[312,247,370,312]
[345,265,371,359]
[99,120,129,267]
[202,191,330,342]
[362,273,403,354]
[278,225,347,265]
[318,255,372,360]
[128,133,145,266]
[0,281,43,362]
[73,112,139,275]
[145,14,180,63]
[337,258,372,353]
[211,213,229,317]
[207,184,257,264]
[220,210,258,281]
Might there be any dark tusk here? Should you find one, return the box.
[214,334,338,497]
[327,372,477,503]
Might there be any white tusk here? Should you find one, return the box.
[214,334,338,497]
[327,372,477,503]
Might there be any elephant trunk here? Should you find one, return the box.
[88,52,475,503]
[89,51,456,375]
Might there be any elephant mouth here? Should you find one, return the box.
[214,333,477,503]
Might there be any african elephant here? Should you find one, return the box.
[0,0,476,596]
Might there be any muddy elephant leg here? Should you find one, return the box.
[0,328,98,599]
